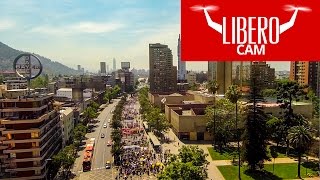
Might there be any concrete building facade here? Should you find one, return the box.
[60,108,74,147]
[149,43,177,93]
[290,61,319,93]
[177,35,186,81]
[251,61,276,89]
[186,71,196,85]
[100,62,106,75]
[0,90,62,179]
[4,77,27,90]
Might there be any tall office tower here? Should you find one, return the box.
[208,61,251,94]
[107,65,109,74]
[208,62,217,82]
[113,58,116,72]
[77,65,81,71]
[0,90,62,179]
[100,62,106,75]
[290,61,319,93]
[251,61,276,89]
[177,35,186,82]
[149,43,177,93]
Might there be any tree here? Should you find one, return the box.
[73,123,88,146]
[270,146,278,173]
[241,72,269,171]
[206,80,219,94]
[225,84,241,180]
[178,146,209,166]
[53,144,76,177]
[90,101,99,111]
[158,146,208,180]
[276,80,307,155]
[206,99,235,152]
[307,89,320,118]
[147,107,170,136]
[288,125,313,179]
[112,85,121,97]
[262,88,277,98]
[83,107,97,124]
[266,116,286,147]
[31,76,48,88]
[104,90,112,103]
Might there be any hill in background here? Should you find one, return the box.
[0,41,79,75]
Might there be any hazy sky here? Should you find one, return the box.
[0,0,290,72]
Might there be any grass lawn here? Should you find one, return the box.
[207,145,288,160]
[207,147,236,160]
[218,163,319,180]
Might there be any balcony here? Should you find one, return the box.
[1,110,57,124]
[0,104,48,113]
[1,113,59,135]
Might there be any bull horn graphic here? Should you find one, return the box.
[280,5,312,34]
[190,5,222,34]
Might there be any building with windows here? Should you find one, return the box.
[100,62,106,75]
[3,77,27,90]
[177,35,187,82]
[149,43,177,93]
[60,107,74,147]
[251,61,276,89]
[186,71,196,85]
[208,62,251,94]
[0,89,62,179]
[290,61,319,93]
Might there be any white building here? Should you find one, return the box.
[57,88,73,99]
[186,71,196,85]
[56,88,92,99]
[4,77,28,90]
[60,107,74,147]
[177,34,187,81]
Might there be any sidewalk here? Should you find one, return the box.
[162,129,225,180]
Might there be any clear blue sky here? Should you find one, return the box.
[0,0,289,72]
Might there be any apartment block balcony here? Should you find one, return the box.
[0,110,57,124]
[0,105,48,113]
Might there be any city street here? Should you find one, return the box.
[72,99,119,176]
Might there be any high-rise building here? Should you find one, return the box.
[113,58,116,72]
[0,89,62,179]
[100,62,106,75]
[177,35,187,82]
[290,61,319,93]
[107,65,109,73]
[208,62,251,94]
[77,65,81,71]
[251,61,276,89]
[149,43,177,93]
[208,62,217,82]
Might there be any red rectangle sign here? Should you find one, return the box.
[181,0,320,61]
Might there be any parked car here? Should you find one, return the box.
[105,161,111,169]
[108,119,111,124]
[107,140,112,146]
[103,123,107,128]
[101,133,105,138]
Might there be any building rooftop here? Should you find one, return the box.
[60,107,73,116]
[57,88,72,91]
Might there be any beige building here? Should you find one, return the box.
[60,107,74,147]
[0,89,62,179]
[290,61,318,93]
[186,71,196,85]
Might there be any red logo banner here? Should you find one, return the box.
[181,0,320,61]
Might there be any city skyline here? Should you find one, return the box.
[0,0,289,72]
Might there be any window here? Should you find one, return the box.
[31,132,39,139]
[35,169,41,175]
[32,151,40,157]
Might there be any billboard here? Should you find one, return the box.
[121,62,130,69]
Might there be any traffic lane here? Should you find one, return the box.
[92,101,119,169]
[92,102,116,169]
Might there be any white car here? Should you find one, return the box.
[103,123,107,128]
[108,119,111,123]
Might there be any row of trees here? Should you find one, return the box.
[104,85,121,103]
[52,100,99,178]
[206,76,318,178]
[138,87,171,137]
[158,146,209,180]
[110,94,127,165]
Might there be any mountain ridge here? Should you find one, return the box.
[0,41,79,75]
